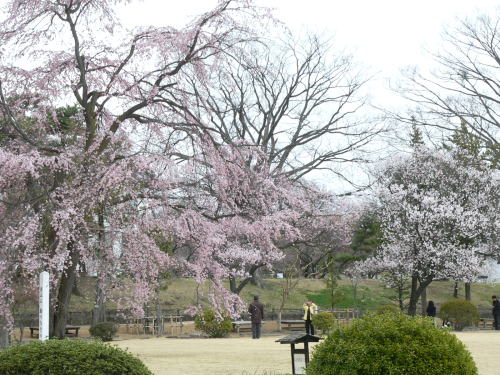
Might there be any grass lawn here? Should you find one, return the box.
[112,332,500,375]
[64,277,500,312]
[13,277,500,319]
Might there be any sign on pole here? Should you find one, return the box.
[39,271,49,341]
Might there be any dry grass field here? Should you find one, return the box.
[112,331,500,375]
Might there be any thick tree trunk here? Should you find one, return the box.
[250,268,264,288]
[53,247,79,339]
[465,282,471,301]
[397,282,405,311]
[0,318,10,349]
[277,310,282,332]
[453,282,459,298]
[92,283,106,326]
[17,317,25,343]
[408,276,420,316]
[420,287,427,316]
[229,276,238,294]
[407,275,432,316]
[49,302,55,338]
[93,211,107,326]
[155,288,163,336]
[229,265,263,295]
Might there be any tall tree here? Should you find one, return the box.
[181,34,383,186]
[157,32,374,293]
[351,147,499,315]
[396,14,499,165]
[0,0,269,338]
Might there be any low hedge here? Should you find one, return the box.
[89,322,119,341]
[306,312,477,375]
[194,308,233,338]
[0,339,153,375]
[311,311,336,333]
[375,304,401,314]
[439,300,479,331]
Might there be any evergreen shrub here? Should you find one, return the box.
[194,308,232,338]
[89,322,119,341]
[306,313,477,375]
[375,304,401,314]
[311,311,336,334]
[439,300,479,330]
[0,339,153,375]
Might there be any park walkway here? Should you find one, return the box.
[113,331,500,375]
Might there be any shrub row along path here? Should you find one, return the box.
[112,332,500,375]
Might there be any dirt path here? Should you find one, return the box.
[113,332,500,375]
[454,331,500,375]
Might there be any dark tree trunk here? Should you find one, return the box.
[92,283,106,325]
[49,301,55,338]
[229,265,263,294]
[92,211,107,325]
[397,282,405,311]
[453,282,459,298]
[155,288,163,336]
[407,275,433,316]
[0,318,10,349]
[420,286,427,316]
[465,282,471,301]
[228,275,251,294]
[52,247,79,339]
[250,268,264,288]
[408,276,420,316]
[229,276,238,294]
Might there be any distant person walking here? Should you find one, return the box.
[426,301,436,317]
[249,296,264,339]
[303,301,318,335]
[492,295,500,330]
[426,300,437,326]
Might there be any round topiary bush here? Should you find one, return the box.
[306,313,477,375]
[439,300,479,331]
[0,339,153,375]
[194,308,233,338]
[311,311,336,334]
[89,322,119,341]
[375,304,401,315]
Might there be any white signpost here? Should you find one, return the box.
[293,352,306,375]
[39,271,49,341]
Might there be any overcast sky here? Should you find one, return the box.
[117,0,499,95]
[115,0,499,192]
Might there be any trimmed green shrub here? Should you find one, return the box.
[439,300,479,330]
[375,304,401,314]
[311,312,336,334]
[306,313,477,375]
[0,339,153,375]
[194,308,232,338]
[89,322,119,341]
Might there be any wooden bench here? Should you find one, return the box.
[231,320,252,333]
[280,320,305,331]
[479,319,494,330]
[30,325,81,338]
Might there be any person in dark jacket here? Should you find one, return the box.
[492,295,500,330]
[249,296,264,339]
[426,301,437,317]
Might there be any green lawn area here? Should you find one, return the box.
[63,277,500,313]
